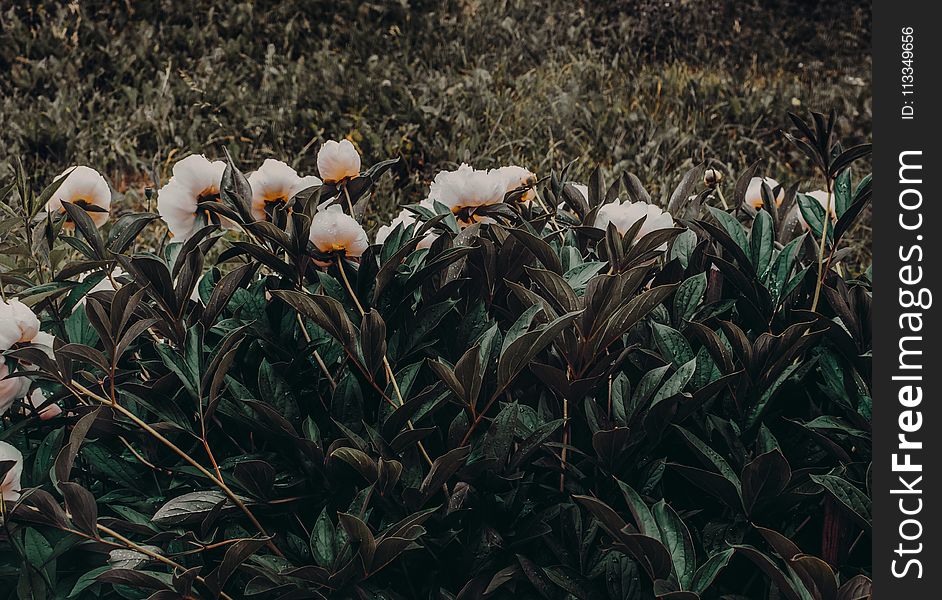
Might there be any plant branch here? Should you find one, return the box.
[66,380,284,558]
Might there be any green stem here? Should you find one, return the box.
[335,257,434,468]
[67,381,284,557]
[810,186,833,312]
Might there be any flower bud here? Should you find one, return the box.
[703,168,723,188]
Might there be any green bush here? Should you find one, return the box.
[0,111,870,598]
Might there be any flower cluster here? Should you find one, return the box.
[0,299,62,501]
[745,176,836,228]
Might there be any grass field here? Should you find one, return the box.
[0,0,871,253]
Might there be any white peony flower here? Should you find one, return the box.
[491,165,537,205]
[28,388,61,421]
[156,155,231,241]
[0,299,40,351]
[0,361,31,416]
[375,208,438,250]
[308,204,369,262]
[745,177,784,210]
[595,200,674,243]
[797,189,838,228]
[427,164,506,226]
[28,331,55,359]
[317,140,361,184]
[248,159,321,222]
[44,166,112,229]
[0,441,23,502]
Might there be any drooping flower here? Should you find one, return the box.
[157,155,231,241]
[0,441,23,502]
[595,200,675,242]
[248,159,321,222]
[308,204,369,262]
[0,362,31,416]
[0,299,40,351]
[797,189,838,228]
[317,140,361,184]
[745,177,784,210]
[28,389,61,421]
[491,165,537,205]
[427,164,506,226]
[375,208,438,250]
[44,166,112,229]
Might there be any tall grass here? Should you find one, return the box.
[0,0,871,254]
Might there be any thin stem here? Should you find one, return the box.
[118,436,172,475]
[96,523,235,600]
[559,395,569,493]
[534,189,565,241]
[715,185,730,210]
[296,313,337,390]
[67,381,284,558]
[810,186,833,312]
[335,257,434,467]
[342,184,356,217]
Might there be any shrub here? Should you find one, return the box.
[0,112,870,598]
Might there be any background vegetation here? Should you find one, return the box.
[1,0,871,251]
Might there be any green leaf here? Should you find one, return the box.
[673,273,707,326]
[797,193,832,243]
[68,566,110,598]
[750,209,774,276]
[616,480,657,537]
[483,402,519,464]
[669,229,698,269]
[496,311,580,391]
[810,474,871,528]
[651,358,696,406]
[672,425,741,493]
[690,549,734,593]
[311,508,337,568]
[833,170,852,217]
[651,322,695,368]
[653,500,696,589]
[707,206,749,254]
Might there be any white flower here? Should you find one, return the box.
[375,208,438,250]
[248,159,321,222]
[0,299,40,351]
[308,204,369,262]
[157,155,231,241]
[797,189,838,228]
[491,165,537,205]
[595,200,674,243]
[28,389,61,421]
[29,332,55,359]
[317,140,361,184]
[745,177,784,210]
[44,166,112,229]
[0,361,31,416]
[0,441,23,502]
[427,164,506,226]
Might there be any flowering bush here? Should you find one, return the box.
[0,112,871,599]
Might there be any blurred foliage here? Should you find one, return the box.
[0,0,870,220]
